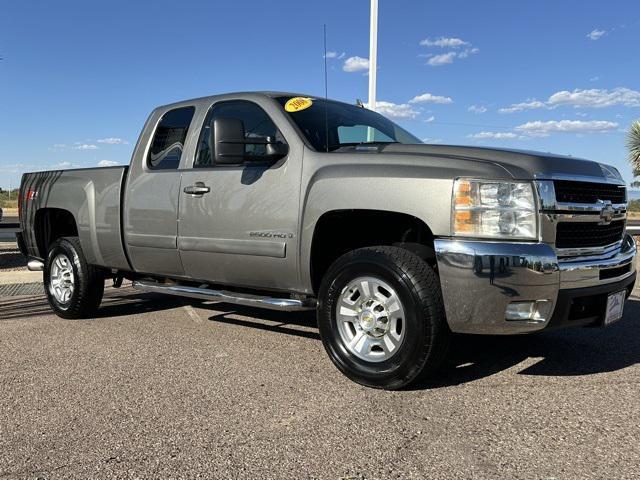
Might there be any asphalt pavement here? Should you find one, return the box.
[1,282,639,479]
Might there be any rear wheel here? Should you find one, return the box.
[317,246,450,389]
[44,237,104,319]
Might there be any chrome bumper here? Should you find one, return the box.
[434,235,636,335]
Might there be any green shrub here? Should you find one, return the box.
[629,199,640,212]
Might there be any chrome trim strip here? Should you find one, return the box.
[557,241,622,260]
[559,235,636,288]
[132,280,316,311]
[552,202,627,213]
[552,212,626,223]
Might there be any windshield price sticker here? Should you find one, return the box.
[285,97,313,112]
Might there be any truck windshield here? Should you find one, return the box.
[276,96,421,152]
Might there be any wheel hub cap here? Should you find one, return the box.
[49,253,75,304]
[337,276,406,363]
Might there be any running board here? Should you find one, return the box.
[132,280,316,312]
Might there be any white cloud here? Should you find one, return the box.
[548,88,640,108]
[420,36,478,66]
[468,131,520,140]
[515,120,618,135]
[468,105,487,114]
[500,88,640,113]
[421,137,443,144]
[367,101,419,119]
[424,116,436,123]
[499,100,546,113]
[343,56,369,72]
[589,76,599,82]
[324,51,345,59]
[427,52,457,66]
[74,144,98,150]
[98,160,120,167]
[409,92,453,104]
[419,37,469,48]
[457,47,479,59]
[97,137,129,145]
[587,29,606,40]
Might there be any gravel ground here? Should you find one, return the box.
[0,284,639,479]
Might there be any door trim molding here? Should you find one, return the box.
[178,237,286,258]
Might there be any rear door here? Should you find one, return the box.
[177,99,302,291]
[123,106,196,276]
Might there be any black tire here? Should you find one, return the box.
[44,236,104,319]
[317,246,450,389]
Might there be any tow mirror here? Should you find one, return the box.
[212,117,289,165]
[213,117,246,164]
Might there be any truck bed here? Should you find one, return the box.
[19,166,131,270]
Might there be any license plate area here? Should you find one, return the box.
[604,290,626,326]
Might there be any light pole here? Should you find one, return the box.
[367,0,378,142]
[368,0,378,112]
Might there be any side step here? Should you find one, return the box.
[132,280,316,312]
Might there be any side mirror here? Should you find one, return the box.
[212,117,289,165]
[213,117,246,164]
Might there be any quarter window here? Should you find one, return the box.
[195,101,284,168]
[147,106,195,170]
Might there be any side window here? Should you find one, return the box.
[195,101,284,168]
[147,106,195,170]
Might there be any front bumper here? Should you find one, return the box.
[434,235,636,335]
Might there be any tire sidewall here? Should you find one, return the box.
[44,238,83,314]
[318,250,435,388]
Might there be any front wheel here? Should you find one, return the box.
[44,237,104,319]
[317,246,450,389]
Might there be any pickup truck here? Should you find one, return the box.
[17,92,637,389]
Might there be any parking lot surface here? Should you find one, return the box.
[1,282,639,479]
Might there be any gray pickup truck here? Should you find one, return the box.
[18,92,637,389]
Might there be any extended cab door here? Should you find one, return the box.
[123,106,196,276]
[177,99,302,291]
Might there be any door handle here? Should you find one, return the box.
[184,182,211,195]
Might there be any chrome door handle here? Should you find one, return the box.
[184,182,210,195]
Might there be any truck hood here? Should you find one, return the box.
[378,144,623,182]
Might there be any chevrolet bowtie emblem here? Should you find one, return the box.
[597,200,615,225]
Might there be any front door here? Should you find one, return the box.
[177,100,302,291]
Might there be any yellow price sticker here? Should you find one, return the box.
[285,97,313,112]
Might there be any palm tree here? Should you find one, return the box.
[628,120,640,178]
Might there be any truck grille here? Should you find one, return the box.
[554,180,626,204]
[556,220,625,249]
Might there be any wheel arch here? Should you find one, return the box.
[34,208,79,258]
[307,209,437,294]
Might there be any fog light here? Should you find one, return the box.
[505,300,553,322]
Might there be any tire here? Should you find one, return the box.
[317,246,450,389]
[44,236,104,319]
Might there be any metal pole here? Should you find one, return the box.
[368,0,378,111]
[367,0,378,141]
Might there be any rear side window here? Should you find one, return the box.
[147,106,195,170]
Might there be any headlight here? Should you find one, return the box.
[452,179,537,240]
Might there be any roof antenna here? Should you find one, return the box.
[323,24,329,152]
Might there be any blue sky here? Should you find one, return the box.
[1,0,639,189]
